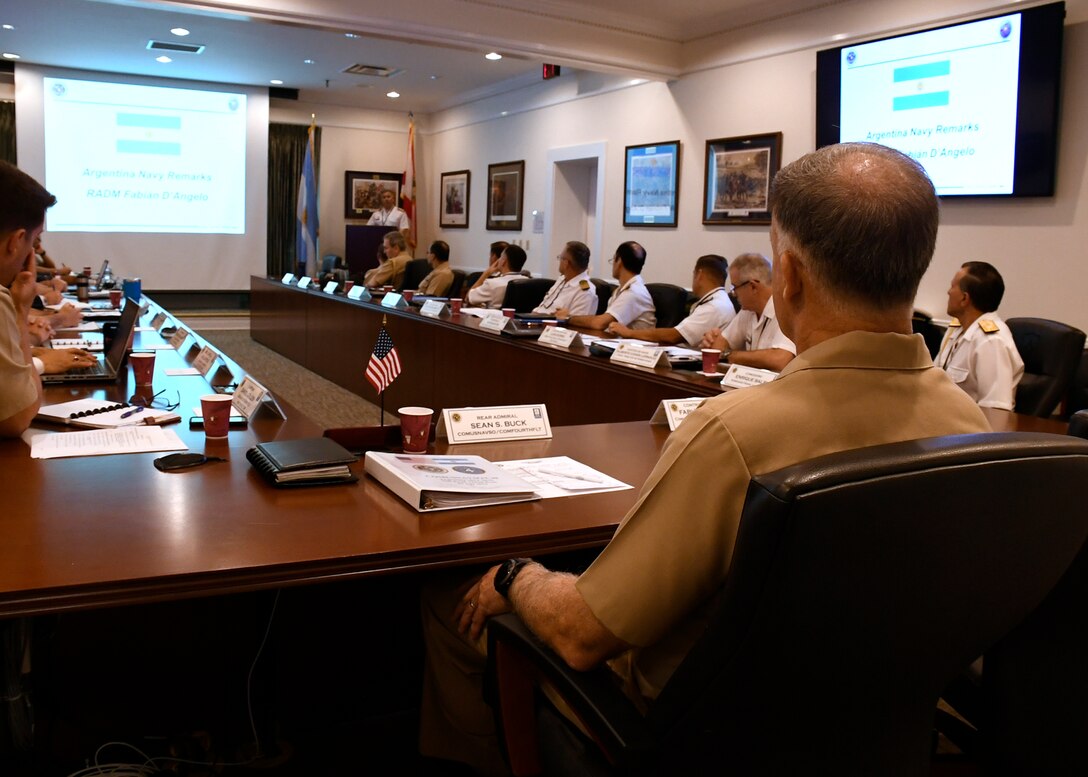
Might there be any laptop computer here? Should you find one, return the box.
[42,298,140,384]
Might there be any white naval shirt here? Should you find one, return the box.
[604,275,656,329]
[722,297,795,355]
[935,313,1025,411]
[532,270,598,316]
[367,206,411,231]
[673,287,736,347]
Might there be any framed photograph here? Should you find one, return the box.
[486,160,524,231]
[439,170,471,229]
[623,140,680,227]
[345,171,402,220]
[702,132,783,225]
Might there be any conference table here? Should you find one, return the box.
[250,275,725,426]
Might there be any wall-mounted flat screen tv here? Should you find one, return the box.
[816,2,1064,197]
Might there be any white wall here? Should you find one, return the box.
[424,21,1088,332]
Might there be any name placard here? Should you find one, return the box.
[231,375,288,420]
[436,404,552,444]
[192,345,219,377]
[479,312,510,332]
[297,276,312,289]
[281,273,296,285]
[420,299,448,318]
[610,342,669,369]
[168,327,190,350]
[347,285,371,301]
[150,312,168,330]
[721,363,778,389]
[537,326,582,349]
[323,281,338,294]
[650,397,708,431]
[381,292,408,309]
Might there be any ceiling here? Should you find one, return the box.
[0,0,850,113]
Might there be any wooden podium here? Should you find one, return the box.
[345,224,388,277]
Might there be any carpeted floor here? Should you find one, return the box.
[194,327,397,430]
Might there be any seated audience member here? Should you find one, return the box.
[531,241,598,317]
[558,241,655,330]
[935,261,1024,410]
[607,255,734,346]
[417,241,455,297]
[29,300,82,329]
[465,245,529,308]
[419,143,992,775]
[363,231,413,289]
[0,162,55,438]
[32,346,97,373]
[34,235,71,281]
[700,252,796,371]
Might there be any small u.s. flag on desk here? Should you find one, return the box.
[366,324,402,394]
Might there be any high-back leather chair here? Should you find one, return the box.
[591,279,615,316]
[400,257,432,291]
[1066,350,1088,415]
[487,433,1088,777]
[645,283,688,329]
[1069,409,1088,440]
[502,278,557,313]
[463,272,483,297]
[912,309,944,359]
[447,269,466,299]
[1007,317,1086,418]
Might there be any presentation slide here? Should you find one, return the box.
[839,13,1021,195]
[43,77,247,233]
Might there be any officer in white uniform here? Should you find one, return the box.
[367,189,411,232]
[531,241,598,317]
[465,244,530,309]
[608,254,735,346]
[559,241,655,330]
[935,261,1024,410]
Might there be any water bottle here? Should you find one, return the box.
[76,270,90,302]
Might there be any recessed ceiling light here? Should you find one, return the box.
[270,79,284,85]
[831,33,848,41]
[500,111,508,116]
[2,24,14,30]
[170,27,190,36]
[2,52,19,59]
[304,59,315,65]
[629,78,646,86]
[386,91,400,99]
[155,55,172,63]
[485,52,502,61]
[429,74,440,80]
[345,32,360,39]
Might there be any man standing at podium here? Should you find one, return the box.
[367,188,411,237]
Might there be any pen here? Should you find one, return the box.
[119,406,145,419]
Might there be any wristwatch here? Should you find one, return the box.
[494,558,532,600]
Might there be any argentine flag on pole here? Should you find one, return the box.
[296,121,318,277]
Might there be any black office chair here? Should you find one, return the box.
[463,272,483,296]
[645,283,688,329]
[1007,317,1086,418]
[502,278,556,313]
[1069,409,1088,440]
[591,279,615,316]
[320,254,342,275]
[486,432,1088,777]
[448,269,467,299]
[912,309,945,359]
[1066,350,1088,415]
[400,258,432,291]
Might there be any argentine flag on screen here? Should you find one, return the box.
[296,124,319,276]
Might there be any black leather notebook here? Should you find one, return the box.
[246,437,358,487]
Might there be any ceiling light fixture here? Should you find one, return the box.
[429,74,440,80]
[345,32,360,39]
[500,111,508,116]
[485,52,502,61]
[270,79,284,85]
[386,91,400,99]
[2,24,14,30]
[304,59,315,65]
[629,78,646,86]
[2,52,20,60]
[155,55,172,63]
[170,27,190,36]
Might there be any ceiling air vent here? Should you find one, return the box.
[342,64,402,78]
[147,40,206,54]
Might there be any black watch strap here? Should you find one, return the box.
[494,558,532,600]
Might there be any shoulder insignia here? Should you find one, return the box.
[579,280,590,290]
[948,318,961,328]
[979,319,999,334]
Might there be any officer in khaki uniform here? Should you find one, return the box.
[363,231,412,289]
[419,144,992,776]
[935,261,1024,411]
[531,240,598,317]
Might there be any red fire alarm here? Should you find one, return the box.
[543,64,561,80]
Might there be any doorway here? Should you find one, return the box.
[545,142,606,279]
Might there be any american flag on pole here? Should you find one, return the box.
[365,322,402,394]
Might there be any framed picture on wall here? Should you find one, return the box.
[486,160,525,231]
[439,170,471,229]
[345,171,402,220]
[623,140,680,227]
[702,132,782,225]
